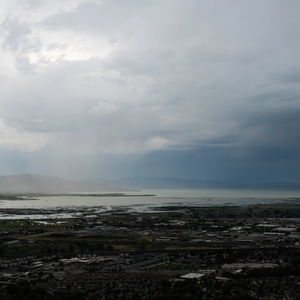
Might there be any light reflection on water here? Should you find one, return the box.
[0,188,300,219]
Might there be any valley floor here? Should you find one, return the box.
[0,203,300,299]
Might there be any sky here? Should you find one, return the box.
[0,0,300,183]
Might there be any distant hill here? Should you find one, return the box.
[2,174,299,193]
[102,177,240,189]
[102,177,300,190]
[0,174,117,193]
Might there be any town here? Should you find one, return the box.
[0,203,300,299]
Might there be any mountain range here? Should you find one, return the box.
[0,174,115,193]
[102,177,300,190]
[0,174,299,193]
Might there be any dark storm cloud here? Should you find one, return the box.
[0,0,300,181]
[239,108,300,157]
[275,69,300,84]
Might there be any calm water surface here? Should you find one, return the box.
[1,188,300,209]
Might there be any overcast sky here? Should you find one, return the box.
[0,0,300,182]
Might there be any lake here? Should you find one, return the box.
[0,188,300,210]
